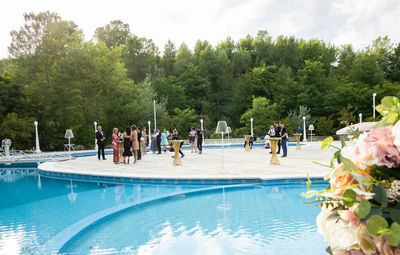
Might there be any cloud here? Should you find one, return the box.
[0,0,400,58]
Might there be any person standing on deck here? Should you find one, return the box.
[280,122,288,157]
[96,125,106,160]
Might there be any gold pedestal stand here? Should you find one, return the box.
[172,140,184,166]
[268,138,281,165]
[244,135,252,151]
[294,133,302,150]
[118,142,124,163]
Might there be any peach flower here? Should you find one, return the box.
[374,234,400,255]
[330,162,370,196]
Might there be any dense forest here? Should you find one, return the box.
[0,11,399,150]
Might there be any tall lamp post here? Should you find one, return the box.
[148,121,151,149]
[359,113,362,124]
[153,100,157,130]
[250,118,254,136]
[200,119,204,148]
[94,121,98,150]
[34,121,41,153]
[302,116,307,142]
[216,121,228,171]
[373,93,377,120]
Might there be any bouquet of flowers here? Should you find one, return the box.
[303,96,400,255]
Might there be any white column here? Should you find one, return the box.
[250,118,253,136]
[148,121,151,149]
[34,121,41,153]
[303,116,307,142]
[94,121,98,150]
[373,93,377,120]
[359,113,362,123]
[153,100,157,130]
[221,131,224,170]
[200,119,204,147]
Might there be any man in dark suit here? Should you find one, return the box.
[274,121,281,154]
[96,125,106,160]
[196,127,203,154]
[156,129,162,154]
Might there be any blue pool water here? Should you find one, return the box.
[0,163,327,255]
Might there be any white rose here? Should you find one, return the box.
[317,207,359,251]
[393,120,400,151]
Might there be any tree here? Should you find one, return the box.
[173,44,193,75]
[160,40,176,77]
[94,20,130,48]
[169,108,198,138]
[287,105,313,133]
[240,97,280,136]
[350,53,384,86]
[0,72,23,116]
[338,104,357,126]
[0,113,34,149]
[315,116,334,135]
[122,35,159,82]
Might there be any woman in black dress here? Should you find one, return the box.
[122,127,133,164]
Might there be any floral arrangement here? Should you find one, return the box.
[303,96,400,255]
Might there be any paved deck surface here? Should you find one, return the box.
[38,142,339,180]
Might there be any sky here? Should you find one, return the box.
[1,0,400,58]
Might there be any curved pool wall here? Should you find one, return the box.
[60,181,328,255]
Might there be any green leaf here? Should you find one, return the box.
[366,215,389,236]
[350,172,366,184]
[390,209,400,223]
[354,199,371,219]
[340,136,346,148]
[341,157,357,172]
[321,137,332,150]
[373,185,388,207]
[343,189,356,207]
[388,222,400,247]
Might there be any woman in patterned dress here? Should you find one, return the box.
[131,125,139,164]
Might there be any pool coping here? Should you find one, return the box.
[39,178,323,254]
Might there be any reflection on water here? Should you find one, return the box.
[0,166,208,254]
[0,168,37,183]
[64,185,328,255]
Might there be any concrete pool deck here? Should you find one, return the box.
[38,142,339,180]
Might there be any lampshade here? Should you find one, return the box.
[65,129,74,139]
[226,127,232,134]
[216,121,228,133]
[308,124,315,131]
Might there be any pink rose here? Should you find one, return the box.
[362,126,400,168]
[374,234,400,255]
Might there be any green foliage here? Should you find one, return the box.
[375,96,400,127]
[0,113,34,149]
[3,11,400,150]
[338,104,357,126]
[240,97,280,136]
[94,20,130,48]
[169,108,198,138]
[316,116,334,135]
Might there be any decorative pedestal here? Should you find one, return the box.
[244,135,252,151]
[268,138,281,165]
[294,133,302,150]
[172,140,184,166]
[140,138,144,157]
[118,142,124,163]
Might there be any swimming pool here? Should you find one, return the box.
[0,163,326,254]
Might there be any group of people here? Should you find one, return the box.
[95,125,204,164]
[265,121,288,157]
